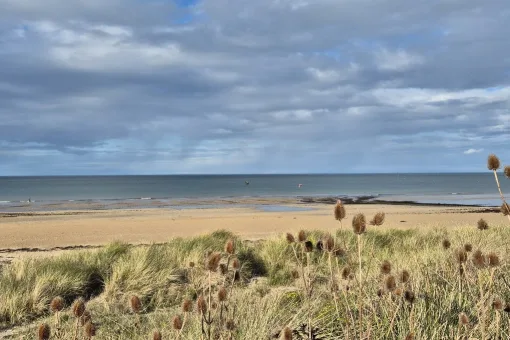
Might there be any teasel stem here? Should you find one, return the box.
[492,170,510,223]
[291,244,308,293]
[207,271,212,340]
[388,296,402,339]
[306,251,312,340]
[328,252,341,320]
[356,234,363,339]
[177,313,188,340]
[336,258,354,340]
[73,318,79,340]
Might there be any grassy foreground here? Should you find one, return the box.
[1,218,510,339]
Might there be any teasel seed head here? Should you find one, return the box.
[404,290,415,304]
[472,250,486,268]
[459,312,469,325]
[291,269,300,279]
[224,239,235,254]
[172,315,183,330]
[455,249,468,263]
[370,212,385,226]
[281,326,293,340]
[505,166,510,178]
[334,200,346,221]
[385,275,397,291]
[206,252,222,272]
[220,263,228,275]
[298,230,306,242]
[442,239,451,250]
[487,154,500,171]
[341,266,351,280]
[493,297,503,310]
[377,288,384,297]
[50,296,64,313]
[352,213,367,234]
[464,243,473,252]
[400,270,410,283]
[197,295,207,314]
[504,304,510,313]
[38,323,51,340]
[334,247,346,257]
[153,330,162,340]
[80,310,92,326]
[130,295,142,314]
[189,261,195,268]
[218,287,228,302]
[501,203,510,216]
[316,240,323,251]
[232,258,241,270]
[477,218,489,230]
[304,240,314,252]
[405,333,415,340]
[488,252,500,267]
[84,321,96,338]
[182,299,192,313]
[324,235,335,252]
[380,260,392,275]
[72,297,86,318]
[286,233,295,244]
[226,319,236,331]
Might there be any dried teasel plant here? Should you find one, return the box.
[477,218,489,230]
[472,250,486,268]
[224,239,235,255]
[130,295,142,314]
[286,233,295,243]
[404,290,415,304]
[50,296,64,326]
[173,315,183,331]
[197,295,207,315]
[334,200,346,221]
[71,298,86,340]
[487,154,510,223]
[38,323,51,340]
[352,213,366,235]
[298,230,306,243]
[459,312,469,325]
[281,326,293,340]
[380,260,392,275]
[505,165,510,178]
[464,243,473,252]
[493,297,504,310]
[384,275,397,292]
[84,321,96,339]
[455,249,468,263]
[370,212,385,226]
[206,252,222,272]
[442,239,451,249]
[152,330,162,340]
[182,299,192,313]
[400,270,410,284]
[80,310,92,327]
[487,252,500,267]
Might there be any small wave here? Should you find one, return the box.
[140,197,152,200]
[0,200,11,204]
[68,200,75,202]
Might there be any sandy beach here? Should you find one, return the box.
[0,203,504,253]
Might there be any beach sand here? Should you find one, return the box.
[0,204,504,252]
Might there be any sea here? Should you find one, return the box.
[0,173,509,212]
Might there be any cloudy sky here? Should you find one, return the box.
[0,0,509,175]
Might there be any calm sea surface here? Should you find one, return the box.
[0,174,509,210]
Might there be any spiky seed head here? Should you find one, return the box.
[189,261,195,268]
[504,304,510,313]
[316,240,323,251]
[488,252,500,267]
[72,298,86,318]
[80,310,92,326]
[472,250,486,268]
[50,296,64,313]
[226,319,236,331]
[286,233,295,243]
[218,287,228,302]
[341,266,351,280]
[400,270,410,283]
[493,298,503,310]
[38,323,50,340]
[370,212,385,226]
[380,260,392,275]
[172,315,183,330]
[84,321,96,337]
[501,203,510,216]
[405,333,415,340]
[298,230,306,242]
[455,249,468,263]
[505,166,510,178]
[324,235,335,252]
[352,213,366,234]
[404,290,415,304]
[334,200,346,221]
[212,301,218,309]
[182,299,192,313]
[281,326,293,340]
[464,243,473,252]
[220,263,228,275]
[377,288,384,297]
[304,240,313,252]
[442,239,451,249]
[197,295,207,314]
[459,312,469,325]
[153,330,162,340]
[232,258,240,270]
[225,239,235,254]
[206,252,222,272]
[385,275,396,291]
[488,154,501,171]
[130,295,142,314]
[291,269,300,279]
[477,218,489,230]
[393,287,403,296]
[333,248,346,257]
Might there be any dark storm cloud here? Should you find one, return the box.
[0,0,509,174]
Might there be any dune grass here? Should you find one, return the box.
[1,222,509,339]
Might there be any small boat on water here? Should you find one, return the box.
[298,184,302,188]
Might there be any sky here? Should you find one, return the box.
[0,0,509,175]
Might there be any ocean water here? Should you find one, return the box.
[0,173,509,210]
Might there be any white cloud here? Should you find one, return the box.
[464,148,483,154]
[375,48,425,71]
